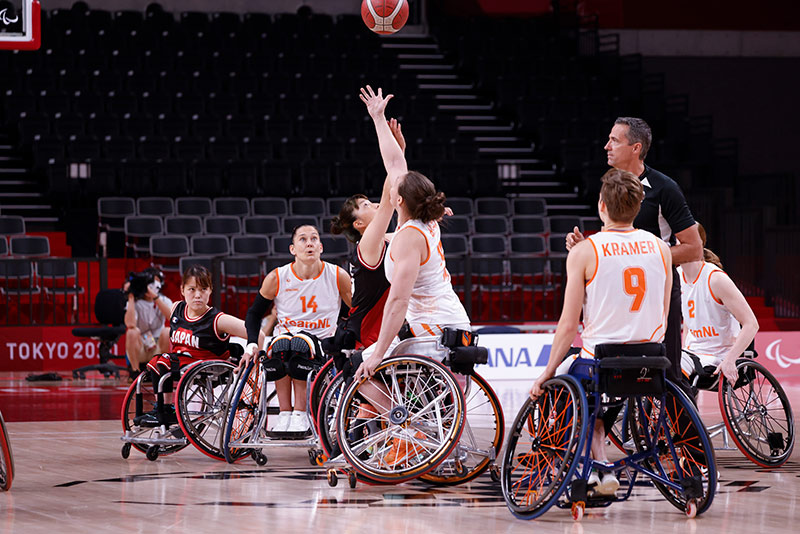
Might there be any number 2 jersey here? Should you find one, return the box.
[272,261,341,339]
[678,262,740,360]
[581,229,669,355]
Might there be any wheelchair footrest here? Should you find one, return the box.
[121,434,188,447]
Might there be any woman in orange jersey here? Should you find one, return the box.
[241,225,352,435]
[678,226,759,384]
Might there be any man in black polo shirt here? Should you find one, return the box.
[567,117,703,398]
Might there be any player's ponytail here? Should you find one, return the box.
[330,194,367,243]
[704,248,724,269]
[398,171,446,223]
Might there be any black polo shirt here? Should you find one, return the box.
[634,164,695,246]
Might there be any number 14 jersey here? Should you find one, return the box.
[581,229,669,354]
[272,261,341,339]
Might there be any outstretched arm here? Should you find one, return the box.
[360,85,407,181]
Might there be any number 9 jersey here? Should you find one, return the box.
[272,261,342,339]
[580,229,669,355]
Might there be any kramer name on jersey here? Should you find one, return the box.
[601,240,658,257]
[280,316,331,330]
[171,328,200,349]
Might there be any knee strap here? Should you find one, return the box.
[263,334,291,381]
[287,332,325,380]
[167,353,181,393]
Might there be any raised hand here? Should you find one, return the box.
[388,118,405,153]
[359,85,394,120]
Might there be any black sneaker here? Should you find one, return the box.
[133,404,178,427]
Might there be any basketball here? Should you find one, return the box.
[361,0,409,35]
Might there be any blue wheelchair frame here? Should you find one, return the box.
[502,350,717,520]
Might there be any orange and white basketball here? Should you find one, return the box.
[361,0,409,35]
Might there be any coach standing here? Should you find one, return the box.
[567,117,703,398]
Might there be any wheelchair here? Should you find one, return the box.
[221,333,330,466]
[322,333,504,488]
[501,343,718,521]
[120,355,243,462]
[0,409,13,491]
[683,348,795,467]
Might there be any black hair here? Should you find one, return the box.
[330,194,368,244]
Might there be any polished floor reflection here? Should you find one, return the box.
[1,377,799,533]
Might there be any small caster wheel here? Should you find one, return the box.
[146,445,159,461]
[308,449,318,466]
[454,460,468,477]
[571,501,585,521]
[327,469,338,487]
[253,451,268,466]
[348,471,357,489]
[121,443,131,459]
[489,464,500,483]
[685,499,697,519]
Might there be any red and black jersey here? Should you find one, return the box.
[169,301,231,359]
[343,241,391,347]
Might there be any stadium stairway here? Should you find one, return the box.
[0,128,58,229]
[383,34,589,216]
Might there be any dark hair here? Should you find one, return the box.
[182,264,212,289]
[330,194,368,244]
[600,168,644,223]
[397,171,446,223]
[290,224,320,243]
[615,117,652,160]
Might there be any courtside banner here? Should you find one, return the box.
[0,326,124,372]
[755,331,800,381]
[475,333,556,380]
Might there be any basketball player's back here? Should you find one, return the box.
[581,228,669,355]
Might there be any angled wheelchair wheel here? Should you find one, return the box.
[719,359,795,467]
[309,359,337,431]
[335,355,466,484]
[501,375,587,520]
[420,372,504,485]
[316,370,347,459]
[0,411,14,491]
[176,360,245,462]
[121,373,189,457]
[222,360,265,463]
[629,380,717,516]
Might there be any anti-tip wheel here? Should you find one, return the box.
[348,471,357,489]
[685,499,698,519]
[327,469,338,487]
[146,445,159,461]
[489,464,500,483]
[308,449,319,466]
[121,443,131,459]
[571,502,585,521]
[253,451,268,466]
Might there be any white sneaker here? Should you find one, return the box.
[270,411,292,433]
[288,410,311,434]
[596,472,620,496]
[588,470,601,487]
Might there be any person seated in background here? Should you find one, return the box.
[124,267,172,377]
[678,224,759,386]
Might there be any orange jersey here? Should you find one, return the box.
[272,262,341,339]
[581,229,669,355]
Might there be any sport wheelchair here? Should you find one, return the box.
[321,332,504,487]
[221,333,331,466]
[120,355,243,462]
[501,343,717,520]
[0,409,13,491]
[682,348,794,467]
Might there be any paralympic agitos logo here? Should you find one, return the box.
[0,8,19,26]
[765,339,800,369]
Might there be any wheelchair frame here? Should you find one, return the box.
[120,358,240,461]
[502,353,718,521]
[322,336,504,487]
[0,409,13,491]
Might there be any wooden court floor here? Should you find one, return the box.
[1,378,799,533]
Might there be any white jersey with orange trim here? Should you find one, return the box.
[580,229,669,355]
[679,262,740,361]
[272,261,341,339]
[384,219,470,329]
